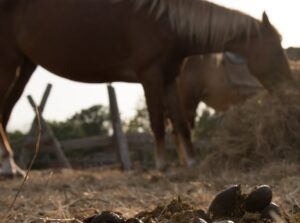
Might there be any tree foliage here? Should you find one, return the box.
[49,105,111,140]
[125,100,222,139]
[8,130,25,142]
[193,109,222,139]
[126,101,150,133]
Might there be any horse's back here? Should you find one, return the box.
[12,0,170,82]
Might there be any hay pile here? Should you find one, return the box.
[204,88,300,170]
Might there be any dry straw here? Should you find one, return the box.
[6,106,42,220]
[204,86,300,170]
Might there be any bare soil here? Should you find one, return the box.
[0,161,299,223]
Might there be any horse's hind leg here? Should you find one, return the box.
[0,57,36,178]
[164,80,196,167]
[2,57,36,128]
[171,127,187,166]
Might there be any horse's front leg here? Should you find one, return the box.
[141,68,168,170]
[164,80,197,167]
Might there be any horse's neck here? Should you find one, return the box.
[131,0,261,56]
[179,1,261,55]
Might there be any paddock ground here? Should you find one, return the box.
[0,161,299,223]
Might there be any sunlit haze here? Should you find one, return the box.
[7,0,300,132]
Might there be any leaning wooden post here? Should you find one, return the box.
[107,84,131,170]
[25,84,52,136]
[39,83,52,114]
[27,96,72,169]
[19,84,53,166]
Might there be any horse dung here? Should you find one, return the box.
[244,185,272,213]
[207,185,241,219]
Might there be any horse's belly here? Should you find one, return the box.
[25,49,135,83]
[35,57,138,83]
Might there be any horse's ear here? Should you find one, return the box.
[262,11,271,27]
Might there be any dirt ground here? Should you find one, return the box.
[0,161,299,223]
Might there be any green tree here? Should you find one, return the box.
[8,130,25,142]
[69,105,110,136]
[193,109,222,139]
[49,105,111,140]
[49,121,85,140]
[126,101,150,133]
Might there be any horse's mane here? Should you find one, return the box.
[130,0,262,49]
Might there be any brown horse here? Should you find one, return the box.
[179,53,263,129]
[0,53,263,175]
[169,53,264,165]
[0,0,293,176]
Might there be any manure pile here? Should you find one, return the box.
[204,87,300,170]
[84,185,294,223]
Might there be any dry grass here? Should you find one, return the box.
[199,61,300,172]
[0,161,299,223]
[204,84,300,171]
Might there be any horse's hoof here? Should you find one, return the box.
[245,185,272,213]
[260,202,281,220]
[208,185,241,219]
[84,211,125,223]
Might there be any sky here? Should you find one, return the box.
[7,0,300,132]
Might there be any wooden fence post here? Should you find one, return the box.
[39,83,52,113]
[27,96,72,169]
[19,84,52,166]
[107,84,131,170]
[19,83,71,169]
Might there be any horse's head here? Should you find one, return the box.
[245,12,293,92]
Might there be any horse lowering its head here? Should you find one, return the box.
[134,0,292,88]
[0,0,293,174]
[178,53,263,128]
[223,12,292,91]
